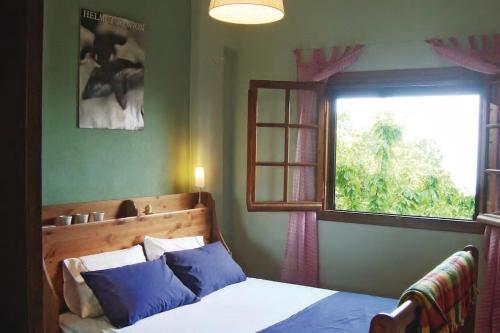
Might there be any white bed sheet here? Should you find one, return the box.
[60,277,336,333]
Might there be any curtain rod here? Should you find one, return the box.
[477,213,500,228]
[294,31,500,52]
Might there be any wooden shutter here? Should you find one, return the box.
[481,79,500,214]
[247,80,327,212]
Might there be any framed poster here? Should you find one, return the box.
[79,9,145,130]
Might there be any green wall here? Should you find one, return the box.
[190,1,242,234]
[191,0,500,297]
[42,0,499,298]
[43,0,191,205]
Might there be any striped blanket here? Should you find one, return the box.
[399,251,476,333]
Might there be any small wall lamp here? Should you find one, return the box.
[194,167,206,208]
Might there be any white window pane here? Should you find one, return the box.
[334,94,480,220]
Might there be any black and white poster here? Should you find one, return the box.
[79,9,145,130]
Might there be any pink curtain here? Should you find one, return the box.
[281,46,364,287]
[476,225,500,333]
[429,33,500,333]
[426,34,500,74]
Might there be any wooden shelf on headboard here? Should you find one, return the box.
[42,192,204,226]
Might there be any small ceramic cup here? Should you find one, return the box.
[74,213,89,224]
[55,215,72,226]
[91,212,105,222]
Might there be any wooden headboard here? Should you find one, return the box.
[42,192,225,333]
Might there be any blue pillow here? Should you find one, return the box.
[164,241,246,297]
[81,256,199,328]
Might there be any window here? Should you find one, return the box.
[247,68,497,233]
[246,80,327,211]
[331,91,480,220]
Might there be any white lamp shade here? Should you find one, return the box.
[195,167,205,188]
[209,0,284,25]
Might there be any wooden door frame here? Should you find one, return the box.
[3,0,44,331]
[27,0,44,331]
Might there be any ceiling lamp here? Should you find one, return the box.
[209,0,285,25]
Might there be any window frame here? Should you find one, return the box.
[246,80,328,212]
[320,67,487,234]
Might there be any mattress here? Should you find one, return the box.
[60,277,336,333]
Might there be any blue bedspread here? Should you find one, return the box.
[259,292,398,333]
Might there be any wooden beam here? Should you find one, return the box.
[256,122,319,129]
[284,89,290,202]
[318,211,485,234]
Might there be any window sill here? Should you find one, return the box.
[317,210,485,234]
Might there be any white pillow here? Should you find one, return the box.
[63,245,146,318]
[144,235,205,261]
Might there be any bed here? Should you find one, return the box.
[58,278,337,333]
[42,192,477,333]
